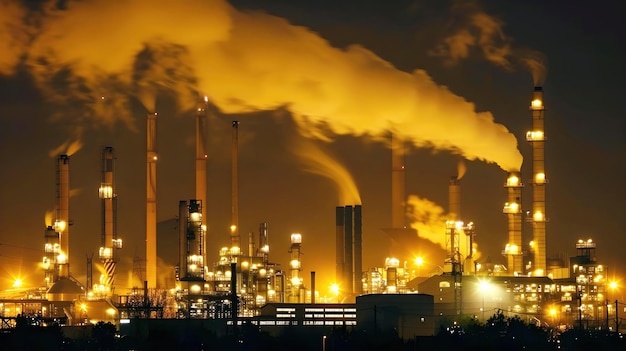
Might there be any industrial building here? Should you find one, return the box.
[0,86,620,338]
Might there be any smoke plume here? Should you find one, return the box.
[9,0,521,170]
[406,194,480,262]
[292,137,361,205]
[430,2,547,86]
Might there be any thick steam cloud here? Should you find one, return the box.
[3,0,522,171]
[429,1,547,86]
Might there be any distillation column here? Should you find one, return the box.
[503,172,523,274]
[528,87,548,274]
[146,112,158,288]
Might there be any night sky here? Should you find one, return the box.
[0,0,624,295]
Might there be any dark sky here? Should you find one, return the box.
[0,0,624,294]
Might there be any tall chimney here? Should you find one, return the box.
[528,86,547,274]
[196,98,208,268]
[311,271,316,304]
[55,154,70,277]
[335,206,345,292]
[230,121,240,251]
[353,205,363,295]
[344,205,353,295]
[391,134,405,229]
[259,222,269,264]
[99,147,118,290]
[503,172,523,274]
[178,200,188,281]
[146,112,158,288]
[448,176,460,222]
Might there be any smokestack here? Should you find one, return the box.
[503,172,523,274]
[146,112,158,288]
[391,134,405,229]
[99,147,118,291]
[289,233,302,302]
[311,271,316,304]
[178,200,188,281]
[196,97,208,266]
[258,222,269,264]
[528,86,547,274]
[344,205,353,295]
[335,206,345,291]
[55,154,70,277]
[448,176,460,222]
[353,205,362,295]
[230,120,240,251]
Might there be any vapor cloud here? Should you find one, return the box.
[430,1,547,86]
[4,0,522,170]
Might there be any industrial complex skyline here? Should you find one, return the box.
[0,0,624,296]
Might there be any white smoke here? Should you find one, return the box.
[4,0,522,170]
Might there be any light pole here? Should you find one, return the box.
[322,335,327,351]
[478,279,492,322]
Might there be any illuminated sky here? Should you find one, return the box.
[0,0,624,292]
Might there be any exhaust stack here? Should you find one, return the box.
[527,86,548,275]
[391,134,405,229]
[98,147,121,294]
[503,172,523,274]
[55,155,70,278]
[196,98,209,268]
[230,121,240,252]
[146,112,158,288]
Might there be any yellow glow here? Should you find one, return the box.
[610,281,618,290]
[503,202,520,213]
[385,257,399,267]
[415,257,424,266]
[478,279,493,294]
[533,211,544,221]
[106,308,116,317]
[190,284,201,293]
[291,233,302,243]
[531,99,543,108]
[534,269,544,276]
[291,277,301,286]
[535,173,546,183]
[330,283,339,296]
[57,253,67,263]
[230,225,237,232]
[526,131,544,141]
[290,259,300,269]
[12,279,22,288]
[190,212,201,221]
[507,175,520,186]
[54,220,67,233]
[99,185,113,199]
[549,308,557,317]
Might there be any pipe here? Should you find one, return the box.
[146,112,158,288]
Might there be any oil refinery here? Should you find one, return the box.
[0,86,621,339]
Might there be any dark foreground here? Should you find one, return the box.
[1,312,624,351]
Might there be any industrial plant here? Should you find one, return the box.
[0,86,621,341]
